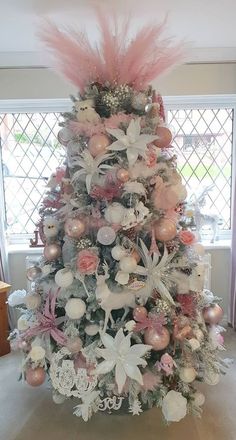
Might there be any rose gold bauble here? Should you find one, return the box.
[43,243,61,261]
[117,168,130,182]
[144,327,170,351]
[26,367,46,387]
[133,306,148,321]
[66,337,83,354]
[64,218,85,239]
[26,266,42,281]
[203,304,224,325]
[153,126,172,148]
[88,134,111,157]
[154,218,177,242]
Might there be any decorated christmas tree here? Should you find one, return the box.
[9,9,226,423]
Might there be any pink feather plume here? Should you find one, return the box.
[39,8,184,92]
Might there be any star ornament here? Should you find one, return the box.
[95,329,152,393]
[106,118,157,167]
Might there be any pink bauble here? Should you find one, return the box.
[26,266,42,281]
[43,243,61,261]
[153,126,172,148]
[133,306,148,321]
[144,327,170,351]
[117,168,130,182]
[26,367,46,387]
[64,218,85,239]
[66,337,83,354]
[203,304,223,325]
[88,134,111,157]
[154,218,177,242]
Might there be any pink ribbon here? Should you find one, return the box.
[23,288,67,345]
[134,312,167,334]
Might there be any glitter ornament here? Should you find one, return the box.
[65,218,85,239]
[97,226,116,245]
[25,293,41,310]
[111,245,127,261]
[194,391,205,406]
[44,243,61,261]
[120,256,137,273]
[77,237,93,250]
[144,327,170,351]
[203,304,223,325]
[179,367,197,383]
[26,367,46,387]
[88,134,111,157]
[117,168,130,182]
[57,127,72,145]
[154,218,177,241]
[26,266,42,281]
[153,126,172,148]
[104,202,126,224]
[52,391,66,404]
[65,298,86,320]
[133,306,148,321]
[66,337,83,354]
[55,268,74,288]
[29,346,46,362]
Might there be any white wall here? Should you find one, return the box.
[3,63,233,321]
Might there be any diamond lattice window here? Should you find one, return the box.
[0,112,65,237]
[167,107,233,230]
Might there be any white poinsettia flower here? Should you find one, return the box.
[95,329,152,393]
[106,118,157,167]
[71,150,114,193]
[162,390,187,422]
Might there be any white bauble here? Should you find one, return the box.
[104,203,126,224]
[17,315,30,331]
[188,338,201,351]
[120,256,137,273]
[125,320,136,332]
[194,391,205,406]
[204,370,220,385]
[55,268,74,288]
[162,390,187,422]
[65,298,86,320]
[29,346,46,362]
[52,391,66,404]
[85,324,100,336]
[97,226,116,245]
[25,293,41,310]
[111,245,127,261]
[179,367,197,383]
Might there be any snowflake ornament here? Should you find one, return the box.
[129,399,143,415]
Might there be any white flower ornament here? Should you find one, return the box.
[95,329,152,393]
[107,118,157,167]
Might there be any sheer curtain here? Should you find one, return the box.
[0,142,16,329]
[229,184,236,329]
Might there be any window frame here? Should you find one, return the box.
[0,95,235,245]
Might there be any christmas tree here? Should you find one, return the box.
[9,9,226,423]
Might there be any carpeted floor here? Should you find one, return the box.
[0,328,235,440]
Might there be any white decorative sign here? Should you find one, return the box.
[50,347,97,398]
[99,396,124,413]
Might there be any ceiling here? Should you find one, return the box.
[1,0,236,67]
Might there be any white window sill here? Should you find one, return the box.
[6,240,231,255]
[7,244,43,255]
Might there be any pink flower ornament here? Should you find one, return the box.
[76,249,99,275]
[178,230,196,246]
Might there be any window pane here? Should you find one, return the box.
[167,108,233,230]
[0,112,65,235]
